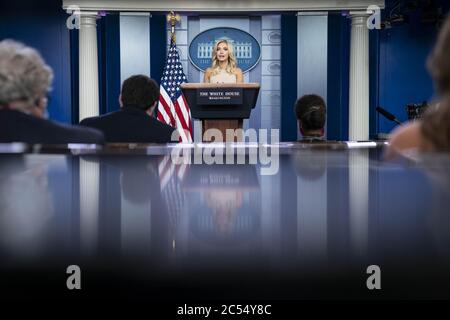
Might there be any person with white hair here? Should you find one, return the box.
[0,39,104,144]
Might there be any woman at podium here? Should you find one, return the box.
[203,39,243,84]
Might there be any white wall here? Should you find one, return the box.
[297,13,328,139]
[119,13,151,84]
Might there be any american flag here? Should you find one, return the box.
[157,39,193,142]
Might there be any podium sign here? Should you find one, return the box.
[181,83,260,119]
[197,88,243,105]
[180,83,260,141]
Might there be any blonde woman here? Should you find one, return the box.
[203,39,243,84]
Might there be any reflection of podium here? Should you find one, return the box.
[181,83,260,141]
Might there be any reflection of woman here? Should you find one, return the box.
[204,189,243,234]
[203,39,243,84]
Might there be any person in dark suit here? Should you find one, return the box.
[80,75,176,143]
[0,40,104,144]
[294,94,327,142]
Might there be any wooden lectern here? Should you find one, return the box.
[180,83,260,142]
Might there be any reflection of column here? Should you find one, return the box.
[120,189,151,256]
[261,172,281,260]
[80,158,99,255]
[79,12,99,120]
[296,152,328,260]
[349,12,370,141]
[349,149,369,256]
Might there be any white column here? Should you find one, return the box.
[349,12,370,141]
[79,12,100,121]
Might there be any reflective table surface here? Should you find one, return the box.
[1,142,450,300]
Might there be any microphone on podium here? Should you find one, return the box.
[376,107,402,125]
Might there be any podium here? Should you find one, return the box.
[180,83,260,142]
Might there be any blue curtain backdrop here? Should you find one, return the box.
[150,14,167,86]
[0,1,72,123]
[327,13,350,141]
[280,14,298,142]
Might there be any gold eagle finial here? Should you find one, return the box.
[167,11,181,43]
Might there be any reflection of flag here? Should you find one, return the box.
[157,39,193,142]
[158,155,188,237]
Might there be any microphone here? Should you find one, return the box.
[376,107,402,125]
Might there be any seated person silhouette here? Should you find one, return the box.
[294,94,327,142]
[0,40,104,144]
[80,75,175,143]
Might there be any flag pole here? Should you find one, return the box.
[159,11,193,143]
[167,11,181,44]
